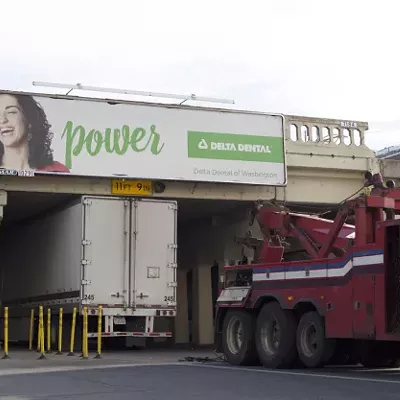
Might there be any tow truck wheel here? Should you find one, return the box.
[296,311,335,368]
[255,302,297,369]
[222,310,259,366]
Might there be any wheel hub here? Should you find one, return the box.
[301,322,318,358]
[226,317,244,355]
[260,318,281,356]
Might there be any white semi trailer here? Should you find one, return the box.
[0,195,177,347]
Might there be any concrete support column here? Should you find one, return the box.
[192,264,214,346]
[174,268,189,344]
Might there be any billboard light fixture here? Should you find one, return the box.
[32,81,235,105]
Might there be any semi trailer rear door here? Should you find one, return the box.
[130,199,177,309]
[81,196,130,308]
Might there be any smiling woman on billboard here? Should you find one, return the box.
[0,93,69,173]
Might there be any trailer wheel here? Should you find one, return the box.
[222,310,258,366]
[296,311,335,368]
[255,302,297,369]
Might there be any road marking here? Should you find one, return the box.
[4,360,400,384]
[0,397,31,400]
[0,362,184,377]
[188,363,400,384]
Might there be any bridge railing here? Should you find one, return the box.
[284,115,369,148]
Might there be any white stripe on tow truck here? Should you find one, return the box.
[252,253,384,282]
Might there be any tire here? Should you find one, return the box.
[296,311,335,368]
[222,310,258,366]
[255,302,297,369]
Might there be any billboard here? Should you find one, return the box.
[0,91,286,185]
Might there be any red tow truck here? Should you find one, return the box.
[214,171,400,369]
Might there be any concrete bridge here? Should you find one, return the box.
[377,146,400,186]
[277,114,377,206]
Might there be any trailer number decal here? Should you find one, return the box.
[164,296,174,302]
[83,294,95,301]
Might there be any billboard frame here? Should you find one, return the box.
[0,89,288,187]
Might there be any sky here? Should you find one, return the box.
[1,0,399,151]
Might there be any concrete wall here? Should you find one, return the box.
[175,207,262,346]
[380,159,400,184]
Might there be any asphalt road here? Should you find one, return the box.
[2,363,400,399]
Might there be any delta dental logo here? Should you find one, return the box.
[187,131,284,163]
[198,138,208,150]
[197,138,272,154]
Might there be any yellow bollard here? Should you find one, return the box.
[80,310,84,357]
[82,307,89,360]
[29,309,34,351]
[2,307,9,359]
[46,309,51,353]
[36,310,41,352]
[67,307,77,356]
[94,306,102,359]
[38,306,46,360]
[56,308,63,355]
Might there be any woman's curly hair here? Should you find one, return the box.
[0,94,54,168]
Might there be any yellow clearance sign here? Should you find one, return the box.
[111,179,153,196]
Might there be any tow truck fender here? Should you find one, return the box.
[252,293,285,309]
[252,294,325,316]
[291,298,325,317]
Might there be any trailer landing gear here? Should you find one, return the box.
[221,310,259,366]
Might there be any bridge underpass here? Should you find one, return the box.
[0,114,379,348]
